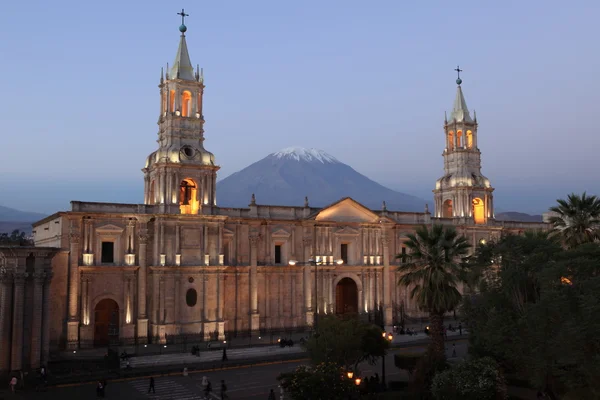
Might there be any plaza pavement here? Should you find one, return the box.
[1,342,471,400]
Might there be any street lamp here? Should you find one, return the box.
[288,258,344,331]
[347,371,354,379]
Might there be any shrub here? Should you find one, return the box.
[431,357,507,400]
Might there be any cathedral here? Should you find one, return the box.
[0,16,547,369]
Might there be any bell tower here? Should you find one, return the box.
[433,67,494,224]
[143,10,218,214]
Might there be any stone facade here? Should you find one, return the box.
[29,22,549,352]
[0,247,56,374]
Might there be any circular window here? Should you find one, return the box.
[182,146,194,158]
[186,288,197,307]
[188,277,194,283]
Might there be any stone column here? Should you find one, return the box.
[0,272,13,372]
[249,234,260,334]
[302,237,313,319]
[382,235,393,326]
[41,272,53,365]
[137,231,149,343]
[30,271,45,369]
[216,270,225,340]
[11,272,27,371]
[67,231,81,349]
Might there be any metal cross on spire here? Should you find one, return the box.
[455,66,463,79]
[178,9,189,25]
[455,65,463,85]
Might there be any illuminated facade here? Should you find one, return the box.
[29,20,547,352]
[433,73,495,224]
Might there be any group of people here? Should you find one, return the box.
[278,338,295,348]
[198,376,228,399]
[357,374,383,396]
[8,367,48,394]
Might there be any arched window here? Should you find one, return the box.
[179,178,199,214]
[457,131,463,148]
[170,90,176,112]
[443,199,453,218]
[466,130,473,149]
[161,91,167,114]
[186,288,197,307]
[181,91,192,117]
[197,92,202,117]
[472,198,485,224]
[448,131,454,151]
[149,180,156,204]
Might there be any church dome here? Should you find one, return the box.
[435,172,491,190]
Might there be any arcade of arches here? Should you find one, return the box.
[94,299,120,346]
[335,278,358,315]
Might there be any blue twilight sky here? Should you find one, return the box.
[0,0,599,215]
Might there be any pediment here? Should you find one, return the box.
[95,224,124,233]
[335,226,360,236]
[314,198,379,223]
[271,228,291,238]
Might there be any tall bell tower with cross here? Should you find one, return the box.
[433,67,495,224]
[142,9,219,215]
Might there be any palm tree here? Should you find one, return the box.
[548,192,600,248]
[397,224,470,360]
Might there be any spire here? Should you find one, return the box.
[170,9,195,81]
[449,66,473,123]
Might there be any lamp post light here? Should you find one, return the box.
[381,332,393,391]
[288,258,344,332]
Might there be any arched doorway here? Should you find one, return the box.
[94,299,119,346]
[335,278,358,315]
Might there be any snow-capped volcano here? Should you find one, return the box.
[216,147,427,211]
[273,147,339,164]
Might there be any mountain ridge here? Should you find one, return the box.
[217,148,428,211]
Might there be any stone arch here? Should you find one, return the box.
[442,199,453,218]
[149,180,156,204]
[179,178,199,215]
[447,131,454,151]
[472,197,485,224]
[332,272,364,292]
[169,90,176,112]
[466,130,473,149]
[181,90,192,117]
[456,130,463,147]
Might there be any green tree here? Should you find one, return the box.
[464,232,600,399]
[548,192,600,248]
[0,229,32,246]
[397,224,470,360]
[431,357,507,400]
[278,362,356,400]
[304,315,389,370]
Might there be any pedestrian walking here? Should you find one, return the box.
[148,376,156,393]
[9,376,17,393]
[268,388,276,400]
[451,343,457,358]
[222,347,228,361]
[204,380,212,399]
[220,379,229,399]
